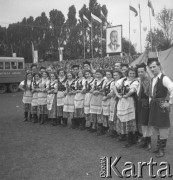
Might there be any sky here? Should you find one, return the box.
[0,0,173,53]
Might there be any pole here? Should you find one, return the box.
[100,23,103,58]
[149,7,152,52]
[139,4,142,53]
[83,19,85,59]
[129,5,131,57]
[91,18,93,58]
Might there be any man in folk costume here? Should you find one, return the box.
[147,58,173,158]
[71,65,79,80]
[136,63,152,150]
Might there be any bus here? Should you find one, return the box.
[0,57,25,93]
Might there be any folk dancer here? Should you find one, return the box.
[136,63,152,150]
[116,67,139,147]
[19,72,33,122]
[57,69,66,125]
[31,73,41,123]
[47,72,58,125]
[63,71,76,127]
[100,70,114,135]
[147,58,173,158]
[37,71,49,124]
[74,70,86,130]
[90,70,105,133]
[108,70,123,137]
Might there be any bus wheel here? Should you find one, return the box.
[0,84,7,94]
[9,83,19,93]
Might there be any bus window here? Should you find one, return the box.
[18,62,23,69]
[5,62,10,69]
[11,62,17,69]
[0,62,3,69]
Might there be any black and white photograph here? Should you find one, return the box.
[106,25,122,54]
[0,0,173,179]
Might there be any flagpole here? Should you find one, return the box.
[129,5,131,57]
[148,6,152,52]
[83,19,85,59]
[100,22,103,58]
[91,17,93,58]
[139,4,142,53]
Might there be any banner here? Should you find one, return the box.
[106,25,122,54]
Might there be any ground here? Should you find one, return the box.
[0,92,173,180]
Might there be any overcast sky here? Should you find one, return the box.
[0,0,172,52]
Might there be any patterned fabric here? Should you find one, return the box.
[57,106,63,117]
[74,108,84,118]
[32,106,38,115]
[38,105,48,115]
[38,78,49,105]
[84,93,92,114]
[63,95,75,113]
[116,118,137,134]
[24,103,31,112]
[48,94,57,118]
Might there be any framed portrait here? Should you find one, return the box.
[106,25,122,54]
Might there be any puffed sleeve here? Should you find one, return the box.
[130,80,139,92]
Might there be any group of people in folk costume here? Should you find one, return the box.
[19,58,173,158]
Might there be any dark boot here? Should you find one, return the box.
[87,122,93,131]
[124,132,133,148]
[29,113,33,122]
[71,118,76,129]
[39,114,43,125]
[153,136,160,153]
[79,118,86,130]
[156,139,167,158]
[52,118,57,126]
[57,117,62,125]
[97,123,104,136]
[146,137,152,151]
[33,114,38,123]
[40,114,46,125]
[138,137,147,148]
[62,118,68,127]
[118,134,126,141]
[24,112,28,122]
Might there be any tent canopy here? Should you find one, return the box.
[130,47,173,80]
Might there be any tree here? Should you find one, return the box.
[156,8,173,45]
[145,28,170,51]
[122,37,136,56]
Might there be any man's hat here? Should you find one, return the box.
[147,57,159,66]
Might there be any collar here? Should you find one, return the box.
[153,73,162,79]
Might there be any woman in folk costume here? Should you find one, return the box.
[31,73,41,123]
[63,71,76,127]
[37,71,50,125]
[99,70,114,136]
[57,69,66,125]
[47,72,58,126]
[73,70,86,130]
[83,70,94,130]
[90,69,105,133]
[116,67,139,147]
[108,70,123,137]
[19,72,33,122]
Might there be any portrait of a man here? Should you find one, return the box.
[106,25,122,54]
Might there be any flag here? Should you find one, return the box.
[100,10,106,20]
[83,15,91,27]
[129,5,138,17]
[91,13,102,23]
[148,0,154,16]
